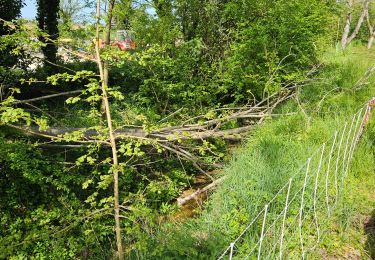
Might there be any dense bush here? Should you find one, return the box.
[108,0,336,115]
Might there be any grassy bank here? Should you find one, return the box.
[318,123,375,259]
[134,45,375,259]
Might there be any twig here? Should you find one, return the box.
[158,107,184,123]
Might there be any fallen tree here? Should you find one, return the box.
[11,89,293,143]
[6,89,295,208]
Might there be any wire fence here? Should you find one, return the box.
[218,97,375,260]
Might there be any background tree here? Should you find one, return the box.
[59,0,93,25]
[365,1,375,48]
[0,0,24,66]
[37,0,60,66]
[175,0,231,59]
[341,0,369,49]
[0,0,24,34]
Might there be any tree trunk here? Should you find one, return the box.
[103,0,115,101]
[342,0,369,50]
[95,1,124,259]
[368,33,375,49]
[36,0,59,67]
[366,3,375,49]
[100,0,116,114]
[341,0,353,49]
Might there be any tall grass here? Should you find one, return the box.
[136,45,375,259]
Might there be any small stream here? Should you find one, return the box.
[171,171,219,220]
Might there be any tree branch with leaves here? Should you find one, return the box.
[94,0,124,259]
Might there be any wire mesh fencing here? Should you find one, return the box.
[218,98,375,260]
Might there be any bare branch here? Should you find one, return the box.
[13,90,83,104]
[177,177,226,206]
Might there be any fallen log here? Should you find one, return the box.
[8,91,294,144]
[12,121,257,142]
[177,176,226,206]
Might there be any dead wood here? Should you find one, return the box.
[13,90,83,104]
[9,90,293,143]
[176,177,226,206]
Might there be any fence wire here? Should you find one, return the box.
[218,98,375,260]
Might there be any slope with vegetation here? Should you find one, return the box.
[135,45,375,259]
[0,0,374,259]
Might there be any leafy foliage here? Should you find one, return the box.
[0,0,371,259]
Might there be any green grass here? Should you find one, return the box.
[317,121,375,259]
[134,45,375,259]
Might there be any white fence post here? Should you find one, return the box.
[345,108,364,176]
[280,178,293,259]
[334,122,347,201]
[229,243,235,260]
[341,115,356,186]
[258,204,269,260]
[299,158,311,260]
[313,143,325,245]
[325,131,338,216]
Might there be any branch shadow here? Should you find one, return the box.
[365,209,375,259]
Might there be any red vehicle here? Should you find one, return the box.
[111,30,136,51]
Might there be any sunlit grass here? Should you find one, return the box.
[138,46,375,259]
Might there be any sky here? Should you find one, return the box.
[21,0,37,19]
[21,0,93,22]
[20,0,155,21]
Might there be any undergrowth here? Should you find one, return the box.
[135,45,375,259]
